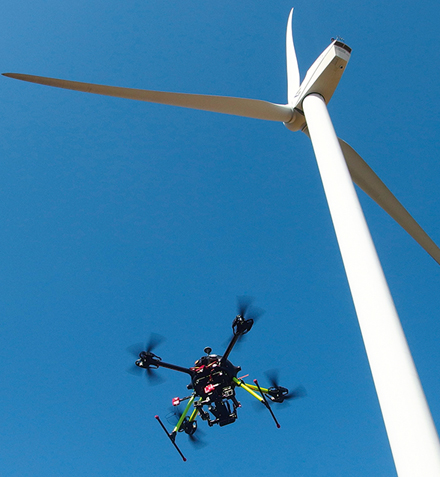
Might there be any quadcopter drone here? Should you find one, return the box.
[128,298,304,461]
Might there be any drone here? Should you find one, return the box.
[128,298,304,461]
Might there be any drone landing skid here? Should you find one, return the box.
[155,415,187,462]
[254,379,281,429]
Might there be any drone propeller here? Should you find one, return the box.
[265,369,306,403]
[127,364,164,384]
[168,407,207,448]
[126,342,145,359]
[265,369,282,388]
[126,343,146,377]
[144,366,165,385]
[126,361,164,384]
[126,333,165,358]
[236,296,264,323]
[227,296,264,348]
[126,363,143,376]
[237,295,252,319]
[222,297,265,361]
[146,333,166,354]
[126,333,166,384]
[187,428,206,448]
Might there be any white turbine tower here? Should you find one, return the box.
[4,9,440,475]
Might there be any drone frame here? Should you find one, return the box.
[139,314,289,461]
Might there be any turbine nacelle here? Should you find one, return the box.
[284,40,352,131]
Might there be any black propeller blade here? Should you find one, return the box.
[187,429,207,449]
[237,295,253,319]
[127,363,143,376]
[126,333,166,384]
[145,366,165,385]
[127,333,166,357]
[126,342,145,359]
[286,386,306,400]
[236,296,265,322]
[265,369,282,389]
[146,333,165,354]
[126,343,145,377]
[168,407,207,448]
[224,296,264,351]
[265,369,306,403]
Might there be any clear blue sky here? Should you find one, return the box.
[2,2,440,476]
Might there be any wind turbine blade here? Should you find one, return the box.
[2,73,293,123]
[286,8,300,105]
[339,138,440,265]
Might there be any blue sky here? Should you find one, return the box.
[2,1,440,476]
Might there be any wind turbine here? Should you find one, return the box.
[4,9,440,475]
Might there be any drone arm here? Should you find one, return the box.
[221,333,241,363]
[221,315,255,363]
[232,377,264,402]
[242,382,270,394]
[233,377,281,427]
[188,405,199,423]
[150,358,194,376]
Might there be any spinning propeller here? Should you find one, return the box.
[127,333,165,384]
[167,407,206,448]
[221,296,265,361]
[265,369,306,404]
[236,295,265,325]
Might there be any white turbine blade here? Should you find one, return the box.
[339,138,440,265]
[2,73,293,123]
[286,8,300,105]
